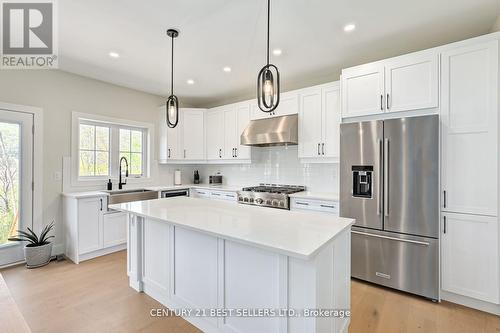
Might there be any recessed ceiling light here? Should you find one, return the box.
[343,23,356,32]
[272,49,282,56]
[108,51,120,58]
[223,66,232,73]
[187,79,195,85]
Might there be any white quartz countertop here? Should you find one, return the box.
[289,191,339,201]
[109,197,354,260]
[62,184,243,199]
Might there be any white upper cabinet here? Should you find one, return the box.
[223,106,238,159]
[235,102,251,160]
[341,64,385,118]
[299,87,323,158]
[299,82,340,162]
[441,212,499,304]
[341,51,439,118]
[251,90,299,119]
[205,108,224,160]
[159,107,205,162]
[441,40,498,216]
[182,109,205,160]
[385,51,438,113]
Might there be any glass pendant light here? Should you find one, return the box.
[166,29,179,128]
[257,0,280,113]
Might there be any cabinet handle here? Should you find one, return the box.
[212,193,221,196]
[317,143,320,155]
[296,201,309,206]
[443,216,447,234]
[443,190,447,208]
[320,204,335,209]
[235,147,238,157]
[387,93,390,109]
[225,194,234,197]
[184,149,186,159]
[322,143,325,155]
[167,148,170,158]
[380,95,384,110]
[100,198,103,211]
[219,148,222,158]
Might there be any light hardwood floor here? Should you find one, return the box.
[1,251,499,333]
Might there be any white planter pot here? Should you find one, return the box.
[24,243,52,268]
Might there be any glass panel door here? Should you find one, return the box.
[0,109,33,266]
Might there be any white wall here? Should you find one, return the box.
[0,70,191,252]
[196,146,339,193]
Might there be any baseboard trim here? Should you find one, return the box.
[441,290,500,315]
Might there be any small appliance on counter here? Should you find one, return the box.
[193,170,200,184]
[174,170,182,185]
[209,174,222,185]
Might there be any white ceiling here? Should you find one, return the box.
[59,0,500,107]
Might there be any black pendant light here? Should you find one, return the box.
[166,29,179,128]
[257,0,280,113]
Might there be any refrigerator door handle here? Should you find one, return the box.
[377,139,382,215]
[351,230,430,246]
[384,138,389,217]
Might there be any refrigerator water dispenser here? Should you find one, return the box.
[352,166,373,198]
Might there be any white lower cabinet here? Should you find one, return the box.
[63,195,127,264]
[190,188,237,203]
[441,212,499,304]
[290,198,339,215]
[103,211,128,248]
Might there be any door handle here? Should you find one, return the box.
[100,198,103,211]
[443,216,447,234]
[386,93,390,109]
[317,143,320,155]
[377,139,382,216]
[380,95,384,111]
[384,138,389,217]
[321,143,325,155]
[351,230,430,246]
[443,190,447,208]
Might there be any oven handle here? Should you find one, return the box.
[351,230,430,246]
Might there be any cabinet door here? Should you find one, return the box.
[441,41,498,216]
[341,64,385,117]
[182,109,205,160]
[322,83,341,159]
[223,107,237,159]
[103,212,127,248]
[78,197,104,254]
[158,106,168,162]
[385,52,438,113]
[251,91,299,119]
[166,118,181,160]
[236,103,251,159]
[441,213,499,303]
[298,87,323,158]
[205,110,224,160]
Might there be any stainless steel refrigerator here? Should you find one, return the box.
[340,115,439,300]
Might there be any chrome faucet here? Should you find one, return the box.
[119,156,129,190]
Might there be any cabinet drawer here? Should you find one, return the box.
[191,189,210,198]
[290,198,339,214]
[210,190,237,202]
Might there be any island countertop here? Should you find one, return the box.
[109,197,354,260]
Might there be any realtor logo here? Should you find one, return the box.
[1,0,58,68]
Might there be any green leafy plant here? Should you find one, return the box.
[8,222,54,247]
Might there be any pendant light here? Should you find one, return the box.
[257,0,280,113]
[166,29,179,128]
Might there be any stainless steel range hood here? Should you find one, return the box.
[240,114,298,147]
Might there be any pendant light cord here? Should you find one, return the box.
[170,35,174,96]
[266,0,270,66]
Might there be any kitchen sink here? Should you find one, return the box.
[106,189,159,206]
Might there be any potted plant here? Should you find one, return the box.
[8,222,55,268]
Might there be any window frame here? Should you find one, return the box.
[78,121,111,177]
[71,112,153,187]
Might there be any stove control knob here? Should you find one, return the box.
[279,201,285,207]
[243,197,249,202]
[266,200,272,205]
[238,196,243,201]
[255,198,264,204]
[272,200,278,206]
[249,198,254,203]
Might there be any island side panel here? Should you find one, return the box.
[127,214,143,292]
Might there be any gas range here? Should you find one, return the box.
[237,184,306,210]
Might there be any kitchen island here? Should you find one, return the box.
[110,197,354,333]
